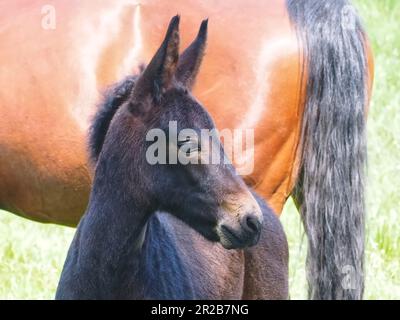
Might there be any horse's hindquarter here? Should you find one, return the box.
[189,0,303,214]
[0,0,302,224]
[125,0,304,214]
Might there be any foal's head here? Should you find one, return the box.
[100,16,263,249]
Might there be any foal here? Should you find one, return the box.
[56,16,288,300]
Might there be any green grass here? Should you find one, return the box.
[0,213,74,299]
[282,0,400,299]
[0,0,399,299]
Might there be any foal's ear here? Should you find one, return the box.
[131,15,180,103]
[175,19,208,90]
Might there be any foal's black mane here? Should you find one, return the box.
[88,75,138,164]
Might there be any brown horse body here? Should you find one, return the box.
[1,0,310,224]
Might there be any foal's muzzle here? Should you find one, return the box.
[217,213,263,249]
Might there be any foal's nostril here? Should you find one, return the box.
[241,215,261,234]
[246,216,259,232]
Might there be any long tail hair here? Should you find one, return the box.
[286,0,369,299]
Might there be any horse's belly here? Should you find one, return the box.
[0,127,91,225]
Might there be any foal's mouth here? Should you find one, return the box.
[217,223,261,250]
[219,225,246,249]
[215,194,263,249]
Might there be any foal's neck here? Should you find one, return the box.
[84,114,153,255]
[80,193,149,267]
[76,145,154,295]
[66,113,157,298]
[72,182,151,299]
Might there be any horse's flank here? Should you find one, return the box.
[0,0,374,300]
[0,0,304,225]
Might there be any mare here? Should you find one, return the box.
[0,0,374,299]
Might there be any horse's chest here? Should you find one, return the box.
[134,214,245,299]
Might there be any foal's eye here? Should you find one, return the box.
[178,138,201,155]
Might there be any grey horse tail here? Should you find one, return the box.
[287,0,369,299]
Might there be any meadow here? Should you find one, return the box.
[0,0,399,299]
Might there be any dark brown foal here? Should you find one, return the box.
[56,16,288,300]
